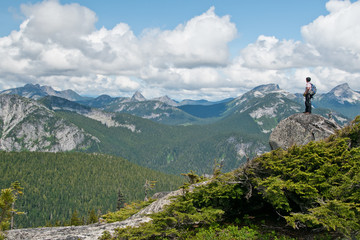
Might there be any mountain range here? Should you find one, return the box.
[2,82,358,125]
[0,82,356,175]
[1,82,358,230]
[312,83,360,119]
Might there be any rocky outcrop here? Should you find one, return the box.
[269,113,340,150]
[5,217,150,240]
[5,183,207,240]
[0,94,98,152]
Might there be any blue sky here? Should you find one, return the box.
[1,1,329,51]
[0,0,359,100]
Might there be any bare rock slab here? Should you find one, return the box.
[269,113,340,150]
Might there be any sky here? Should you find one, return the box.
[0,0,359,100]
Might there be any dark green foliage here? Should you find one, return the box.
[116,189,126,211]
[103,116,360,239]
[246,116,360,238]
[87,209,98,224]
[181,170,206,185]
[101,200,155,223]
[70,210,82,226]
[102,173,294,239]
[144,180,156,201]
[0,182,23,238]
[0,152,183,228]
[56,110,267,175]
[110,200,224,239]
[189,225,295,240]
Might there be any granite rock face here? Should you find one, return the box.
[0,94,98,152]
[269,113,340,150]
[5,217,150,240]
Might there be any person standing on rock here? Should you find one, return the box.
[303,77,312,114]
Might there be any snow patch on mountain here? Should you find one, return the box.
[253,91,264,98]
[329,83,360,104]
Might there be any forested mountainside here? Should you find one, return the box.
[55,109,268,175]
[38,84,351,174]
[4,115,360,239]
[1,84,350,176]
[0,151,183,228]
[99,115,360,240]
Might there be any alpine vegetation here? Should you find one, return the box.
[99,116,360,239]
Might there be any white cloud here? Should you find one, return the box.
[227,0,360,94]
[0,1,239,97]
[0,0,360,100]
[20,0,97,45]
[325,0,352,13]
[140,6,236,68]
[301,0,360,72]
[84,23,143,73]
[240,35,321,70]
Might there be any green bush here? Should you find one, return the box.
[101,116,360,239]
[101,200,154,223]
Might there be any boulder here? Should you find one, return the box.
[269,113,340,150]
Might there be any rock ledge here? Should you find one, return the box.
[269,113,340,150]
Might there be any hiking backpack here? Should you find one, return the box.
[310,83,317,96]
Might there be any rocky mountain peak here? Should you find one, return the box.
[269,113,340,150]
[326,83,360,104]
[331,82,350,91]
[24,83,41,89]
[131,91,146,102]
[153,95,178,106]
[0,94,97,152]
[96,94,113,101]
[252,83,280,93]
[0,83,87,101]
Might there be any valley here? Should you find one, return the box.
[0,82,358,228]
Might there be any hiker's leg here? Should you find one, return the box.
[305,94,311,113]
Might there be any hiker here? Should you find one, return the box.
[303,77,312,114]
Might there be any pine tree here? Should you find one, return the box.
[0,182,23,238]
[88,209,98,224]
[116,189,126,211]
[70,210,82,226]
[144,180,156,201]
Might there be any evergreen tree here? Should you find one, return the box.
[70,210,82,226]
[212,158,225,177]
[0,151,183,227]
[88,209,98,224]
[143,180,156,201]
[116,189,126,211]
[0,182,23,238]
